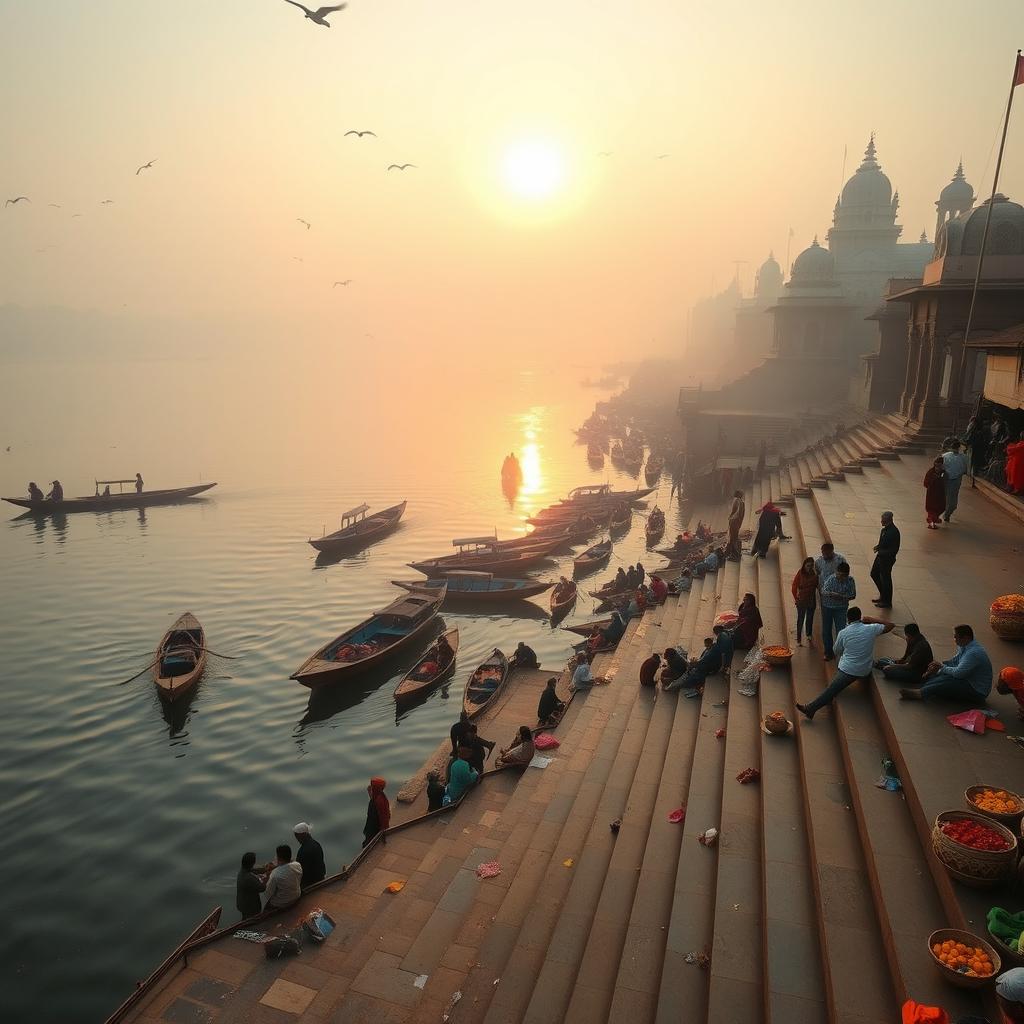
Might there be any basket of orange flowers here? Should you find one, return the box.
[927,929,1000,988]
[991,594,1024,641]
[965,785,1024,826]
[761,645,793,668]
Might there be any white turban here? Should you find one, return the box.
[293,822,312,835]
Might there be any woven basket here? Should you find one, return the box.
[964,785,1024,826]
[932,810,1017,887]
[927,928,1001,989]
[989,929,1024,970]
[991,596,1024,641]
[762,647,793,667]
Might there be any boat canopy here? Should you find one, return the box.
[342,503,370,521]
[452,533,498,547]
[445,570,494,579]
[567,484,612,500]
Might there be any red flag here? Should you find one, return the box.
[1015,53,1024,88]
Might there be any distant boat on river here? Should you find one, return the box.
[308,500,406,554]
[391,571,553,604]
[3,481,216,514]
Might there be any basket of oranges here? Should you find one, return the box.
[991,594,1024,641]
[965,785,1024,826]
[928,929,1000,988]
[762,645,793,667]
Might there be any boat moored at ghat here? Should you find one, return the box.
[290,586,445,687]
[308,500,407,554]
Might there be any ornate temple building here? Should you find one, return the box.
[677,136,1024,488]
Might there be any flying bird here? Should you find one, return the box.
[656,154,670,160]
[100,199,114,204]
[136,159,156,175]
[71,213,83,218]
[597,151,612,157]
[333,279,352,287]
[283,1,346,27]
[48,203,62,208]
[297,218,311,230]
[387,163,417,171]
[5,196,29,206]
[344,130,376,138]
[292,256,304,263]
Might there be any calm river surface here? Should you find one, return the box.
[0,351,684,1022]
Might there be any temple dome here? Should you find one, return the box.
[939,160,974,206]
[755,251,783,296]
[938,194,1024,257]
[790,237,834,283]
[840,135,893,209]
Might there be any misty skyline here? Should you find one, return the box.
[2,1,1023,362]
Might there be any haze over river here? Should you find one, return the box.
[0,345,683,1021]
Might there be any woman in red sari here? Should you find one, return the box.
[923,457,946,529]
[1006,438,1024,494]
[734,592,763,650]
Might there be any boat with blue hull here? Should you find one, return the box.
[391,572,552,604]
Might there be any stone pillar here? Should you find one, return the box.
[899,326,920,416]
[917,334,947,426]
[909,327,931,420]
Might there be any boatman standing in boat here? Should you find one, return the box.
[47,480,63,503]
[135,472,144,494]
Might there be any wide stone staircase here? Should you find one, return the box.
[119,415,1024,1024]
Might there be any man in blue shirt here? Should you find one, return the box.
[713,623,735,679]
[941,441,970,522]
[820,562,856,662]
[899,624,992,703]
[796,607,894,720]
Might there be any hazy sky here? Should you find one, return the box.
[2,1,1023,362]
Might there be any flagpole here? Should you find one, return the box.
[958,49,1021,423]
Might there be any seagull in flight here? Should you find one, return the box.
[597,151,612,157]
[100,199,114,204]
[333,279,352,287]
[48,203,62,208]
[297,218,311,230]
[345,130,376,138]
[5,196,29,206]
[71,213,83,218]
[656,154,670,160]
[136,159,156,175]
[283,1,346,27]
[292,256,304,263]
[387,163,417,171]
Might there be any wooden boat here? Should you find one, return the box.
[4,482,216,514]
[609,506,632,533]
[463,648,510,718]
[449,531,569,553]
[645,508,666,545]
[645,455,664,484]
[549,581,578,620]
[563,617,612,637]
[153,612,207,703]
[408,543,558,577]
[391,572,553,603]
[573,539,612,574]
[308,500,406,554]
[291,586,445,687]
[393,627,459,703]
[557,484,654,506]
[588,586,633,606]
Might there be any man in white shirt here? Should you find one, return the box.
[796,607,894,720]
[941,440,970,522]
[814,543,846,596]
[263,844,303,909]
[570,652,606,691]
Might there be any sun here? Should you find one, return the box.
[500,139,567,201]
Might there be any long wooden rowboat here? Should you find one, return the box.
[154,612,207,703]
[559,484,655,504]
[609,507,632,532]
[391,572,553,603]
[588,586,633,606]
[573,539,612,574]
[291,586,445,687]
[309,500,406,554]
[463,648,510,719]
[393,627,459,703]
[549,583,578,620]
[563,617,612,637]
[4,482,216,514]
[645,510,666,545]
[408,544,557,577]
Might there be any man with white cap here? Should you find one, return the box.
[997,966,1024,1021]
[293,822,325,889]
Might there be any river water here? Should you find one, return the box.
[0,347,684,1022]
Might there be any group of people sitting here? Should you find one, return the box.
[27,480,63,503]
[611,563,646,592]
[647,592,763,697]
[234,821,327,919]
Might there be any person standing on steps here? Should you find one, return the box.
[820,562,856,662]
[813,542,845,599]
[870,511,900,609]
[293,822,325,889]
[941,440,969,522]
[791,556,819,647]
[796,608,894,720]
[725,489,745,560]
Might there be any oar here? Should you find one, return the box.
[116,659,159,685]
[199,647,240,659]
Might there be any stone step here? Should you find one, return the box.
[654,565,729,1023]
[976,477,1024,525]
[783,494,897,1023]
[757,534,829,1023]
